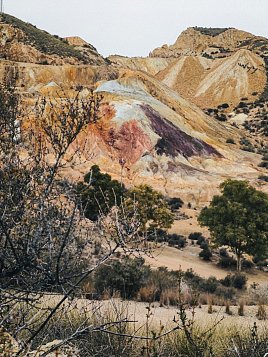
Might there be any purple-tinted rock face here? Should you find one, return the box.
[141,104,222,158]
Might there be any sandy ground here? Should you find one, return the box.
[144,245,268,285]
[73,298,268,331]
[142,208,268,285]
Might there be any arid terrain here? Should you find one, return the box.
[1,12,268,282]
[0,12,268,356]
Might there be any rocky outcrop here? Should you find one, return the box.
[65,36,106,65]
[0,14,105,65]
[67,70,264,205]
[0,16,267,204]
[150,27,265,58]
[108,55,172,75]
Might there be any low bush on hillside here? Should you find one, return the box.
[226,138,235,144]
[194,26,230,37]
[91,259,249,303]
[147,229,187,249]
[218,255,237,269]
[199,247,212,261]
[220,273,248,290]
[184,269,237,299]
[94,257,149,299]
[167,197,184,211]
[188,232,204,241]
[218,254,254,271]
[167,234,187,248]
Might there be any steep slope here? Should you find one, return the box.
[0,14,106,65]
[150,27,268,108]
[0,16,267,204]
[65,36,106,65]
[1,55,264,204]
[151,27,268,59]
[157,50,266,108]
[36,68,263,205]
[108,55,172,75]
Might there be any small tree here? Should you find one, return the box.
[77,165,125,221]
[198,180,268,271]
[125,184,174,235]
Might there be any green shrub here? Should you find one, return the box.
[258,175,268,182]
[77,165,125,221]
[188,232,203,240]
[221,273,247,290]
[226,138,235,144]
[219,248,228,257]
[218,256,237,269]
[214,286,235,299]
[262,153,268,161]
[167,197,184,210]
[258,161,268,169]
[200,241,209,250]
[200,277,218,293]
[242,259,254,269]
[94,257,149,299]
[167,234,187,248]
[221,103,230,109]
[220,274,232,287]
[197,235,206,245]
[199,248,212,261]
[231,273,247,289]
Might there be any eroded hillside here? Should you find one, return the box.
[1,17,267,205]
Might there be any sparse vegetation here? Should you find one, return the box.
[198,179,268,271]
[226,138,235,144]
[194,26,231,37]
[1,13,87,62]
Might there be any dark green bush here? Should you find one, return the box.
[94,257,149,299]
[188,232,203,240]
[258,175,268,182]
[167,234,187,248]
[199,248,212,261]
[77,165,125,221]
[218,256,237,269]
[197,235,206,245]
[200,241,209,250]
[242,259,255,269]
[147,228,167,242]
[258,161,268,169]
[226,138,235,144]
[200,277,218,293]
[214,285,235,299]
[219,248,228,257]
[220,273,247,289]
[231,273,248,289]
[221,103,230,109]
[167,197,184,210]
